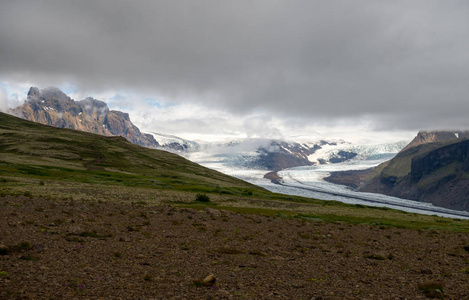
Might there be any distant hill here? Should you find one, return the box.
[326,130,469,211]
[9,87,159,148]
[0,111,261,195]
[401,130,469,151]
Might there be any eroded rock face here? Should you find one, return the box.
[361,137,469,211]
[410,140,469,182]
[326,131,469,211]
[9,87,159,148]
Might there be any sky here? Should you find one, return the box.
[1,1,469,144]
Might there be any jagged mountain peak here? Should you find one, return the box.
[10,87,159,149]
[27,86,71,102]
[27,86,40,97]
[79,97,108,108]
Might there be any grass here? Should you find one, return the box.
[176,202,469,231]
[371,138,469,190]
[195,193,210,202]
[0,112,260,195]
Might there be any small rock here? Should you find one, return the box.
[33,244,45,252]
[67,225,83,235]
[0,245,8,255]
[205,208,221,217]
[271,255,285,261]
[119,237,131,242]
[203,274,216,286]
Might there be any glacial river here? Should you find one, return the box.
[199,158,469,220]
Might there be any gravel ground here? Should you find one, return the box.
[1,195,469,299]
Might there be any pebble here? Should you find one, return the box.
[203,274,216,286]
[205,208,221,217]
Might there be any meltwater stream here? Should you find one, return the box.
[205,161,469,220]
[260,165,469,219]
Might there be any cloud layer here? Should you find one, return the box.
[1,1,469,133]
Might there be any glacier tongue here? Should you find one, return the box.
[181,138,469,219]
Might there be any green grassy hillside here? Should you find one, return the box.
[360,137,469,211]
[380,140,463,181]
[0,112,260,195]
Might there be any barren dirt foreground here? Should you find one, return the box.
[1,196,469,299]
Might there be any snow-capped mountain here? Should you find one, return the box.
[150,132,200,153]
[308,141,408,165]
[153,135,407,173]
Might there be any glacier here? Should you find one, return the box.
[186,140,469,219]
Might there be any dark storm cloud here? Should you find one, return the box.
[1,0,469,130]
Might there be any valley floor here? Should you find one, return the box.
[1,196,469,299]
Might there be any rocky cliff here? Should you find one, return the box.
[325,130,469,211]
[9,87,159,148]
[360,131,469,211]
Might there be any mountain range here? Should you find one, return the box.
[9,87,382,172]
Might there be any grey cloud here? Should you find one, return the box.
[1,0,469,131]
[242,115,283,139]
[0,88,7,112]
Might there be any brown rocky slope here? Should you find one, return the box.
[1,195,469,299]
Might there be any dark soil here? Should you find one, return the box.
[1,196,469,299]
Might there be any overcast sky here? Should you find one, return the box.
[1,0,468,143]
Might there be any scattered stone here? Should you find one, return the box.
[204,208,221,217]
[363,252,388,260]
[271,255,285,261]
[0,245,8,255]
[32,244,45,252]
[1,195,469,299]
[67,225,83,235]
[202,274,216,286]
